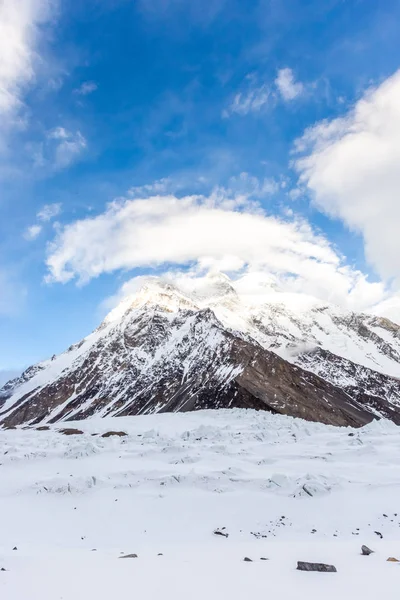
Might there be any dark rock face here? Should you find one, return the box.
[1,280,400,429]
[230,340,372,427]
[297,562,337,573]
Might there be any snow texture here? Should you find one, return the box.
[0,409,399,599]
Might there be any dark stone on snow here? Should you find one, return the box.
[213,529,229,538]
[297,561,337,573]
[243,557,253,562]
[59,428,84,436]
[119,553,138,559]
[101,431,127,438]
[374,531,383,539]
[361,545,374,555]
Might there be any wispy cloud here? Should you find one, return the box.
[27,127,87,173]
[24,202,62,241]
[227,172,279,198]
[37,202,62,221]
[47,127,70,140]
[23,224,42,241]
[224,68,306,117]
[73,81,98,96]
[128,178,174,197]
[275,68,304,101]
[223,84,271,117]
[46,127,87,169]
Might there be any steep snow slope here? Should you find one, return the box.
[1,273,400,427]
[0,410,400,600]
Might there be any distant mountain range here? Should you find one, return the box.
[1,272,400,428]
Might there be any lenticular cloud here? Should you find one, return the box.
[45,190,386,311]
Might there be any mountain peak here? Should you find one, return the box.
[103,277,199,325]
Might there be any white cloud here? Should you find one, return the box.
[47,127,87,169]
[73,81,98,96]
[37,202,62,221]
[294,69,400,284]
[275,68,304,101]
[0,0,55,148]
[23,224,42,240]
[223,84,271,117]
[45,187,389,311]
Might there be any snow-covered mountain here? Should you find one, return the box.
[1,272,400,428]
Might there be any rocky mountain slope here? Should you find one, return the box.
[1,273,400,427]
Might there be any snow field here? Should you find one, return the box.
[1,409,400,599]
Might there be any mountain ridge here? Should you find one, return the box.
[1,273,400,427]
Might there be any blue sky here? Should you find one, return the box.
[1,0,400,374]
